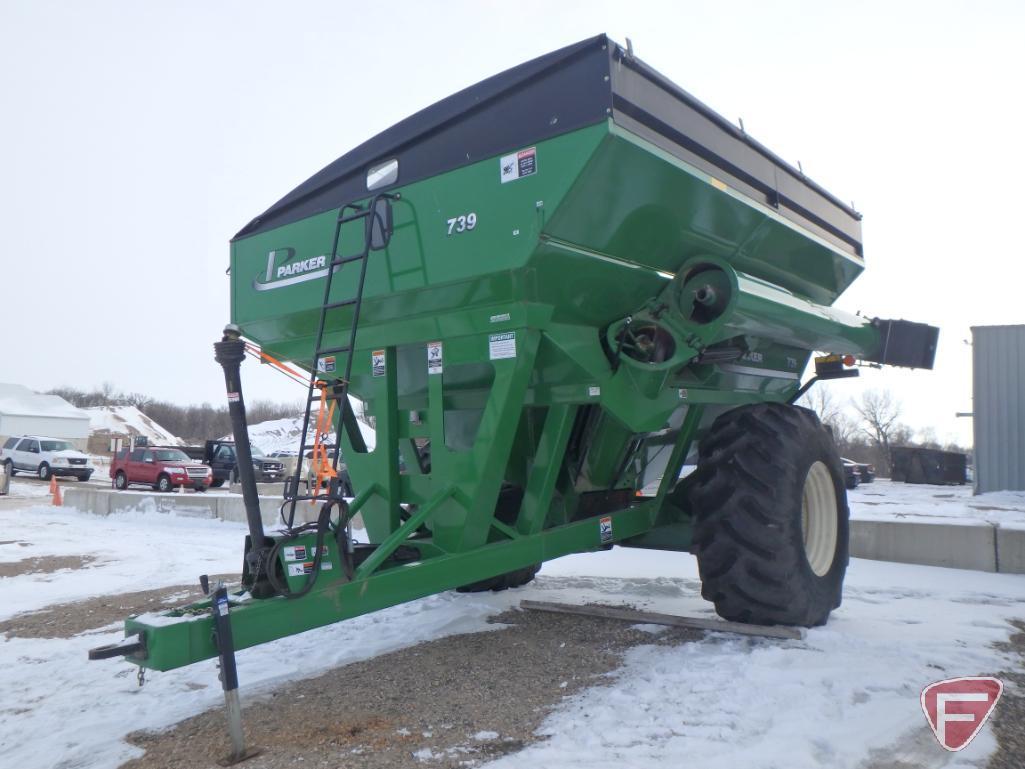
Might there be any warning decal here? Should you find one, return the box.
[283,545,328,563]
[287,560,334,577]
[489,332,516,360]
[599,516,613,544]
[227,392,240,403]
[500,147,537,184]
[372,349,386,377]
[318,356,336,373]
[427,341,443,375]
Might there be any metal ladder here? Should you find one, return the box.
[283,193,397,526]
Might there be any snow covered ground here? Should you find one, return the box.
[5,478,54,498]
[850,479,1025,527]
[1,499,1022,769]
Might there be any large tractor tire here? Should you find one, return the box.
[685,402,849,627]
[456,564,541,593]
[457,484,541,593]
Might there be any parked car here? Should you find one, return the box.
[110,447,213,492]
[1,436,94,481]
[268,449,301,478]
[299,445,353,495]
[842,459,861,490]
[843,458,875,483]
[203,440,285,486]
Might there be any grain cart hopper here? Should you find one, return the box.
[91,36,938,677]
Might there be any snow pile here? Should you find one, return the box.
[225,397,377,455]
[850,479,1025,527]
[86,405,183,446]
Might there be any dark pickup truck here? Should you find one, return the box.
[182,440,285,487]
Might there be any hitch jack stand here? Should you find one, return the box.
[210,581,260,766]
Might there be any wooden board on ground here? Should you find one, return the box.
[519,600,806,641]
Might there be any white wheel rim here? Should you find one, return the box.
[801,461,838,577]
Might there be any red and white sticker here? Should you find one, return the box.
[227,392,240,403]
[283,544,328,562]
[921,676,1003,751]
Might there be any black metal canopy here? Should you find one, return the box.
[234,34,862,258]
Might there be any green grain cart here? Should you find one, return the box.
[92,36,937,677]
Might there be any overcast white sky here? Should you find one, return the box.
[2,0,1022,446]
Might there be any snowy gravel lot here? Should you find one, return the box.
[1,490,1023,768]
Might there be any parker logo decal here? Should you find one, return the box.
[921,676,1002,751]
[252,247,336,292]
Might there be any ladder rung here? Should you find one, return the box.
[330,254,365,268]
[308,389,349,403]
[324,298,358,311]
[316,345,350,357]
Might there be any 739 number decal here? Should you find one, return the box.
[446,212,477,235]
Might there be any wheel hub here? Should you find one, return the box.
[801,461,838,576]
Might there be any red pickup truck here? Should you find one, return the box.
[110,447,213,492]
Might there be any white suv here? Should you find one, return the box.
[1,436,94,481]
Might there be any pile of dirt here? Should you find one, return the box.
[0,554,96,579]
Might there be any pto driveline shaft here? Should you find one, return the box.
[214,324,271,589]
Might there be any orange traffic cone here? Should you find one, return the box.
[51,478,62,507]
[49,476,57,495]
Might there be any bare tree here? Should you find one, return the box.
[916,427,942,450]
[799,386,858,453]
[801,386,842,425]
[852,389,905,474]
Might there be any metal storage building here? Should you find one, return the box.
[0,383,91,448]
[972,325,1025,493]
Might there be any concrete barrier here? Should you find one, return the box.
[996,526,1025,574]
[61,487,321,527]
[850,519,998,573]
[56,489,1025,575]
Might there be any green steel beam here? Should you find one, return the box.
[517,404,578,536]
[125,501,659,672]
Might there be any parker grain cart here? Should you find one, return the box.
[91,35,938,689]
